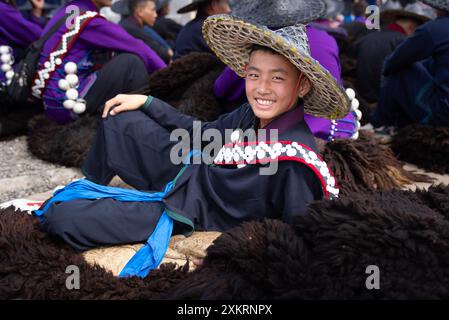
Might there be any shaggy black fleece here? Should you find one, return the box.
[26,114,99,168]
[391,124,449,174]
[1,185,449,299]
[0,208,189,300]
[168,184,449,299]
[321,130,432,196]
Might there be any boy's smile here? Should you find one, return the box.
[245,49,311,128]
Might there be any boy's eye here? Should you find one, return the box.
[247,73,259,79]
[273,76,285,81]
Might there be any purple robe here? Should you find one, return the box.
[0,1,43,48]
[37,0,166,124]
[0,1,44,83]
[213,25,356,141]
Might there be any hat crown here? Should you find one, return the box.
[275,24,311,56]
[230,0,327,28]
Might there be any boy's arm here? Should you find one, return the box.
[270,162,324,223]
[141,95,251,134]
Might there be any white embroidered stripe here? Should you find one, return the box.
[31,11,98,98]
[213,141,339,198]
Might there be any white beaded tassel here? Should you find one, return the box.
[345,87,362,140]
[0,46,15,86]
[59,61,85,113]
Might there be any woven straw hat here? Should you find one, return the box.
[202,15,349,119]
[229,0,327,29]
[421,0,449,12]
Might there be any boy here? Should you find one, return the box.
[37,14,349,277]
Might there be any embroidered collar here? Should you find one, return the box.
[213,139,339,199]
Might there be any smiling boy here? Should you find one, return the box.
[37,15,349,277]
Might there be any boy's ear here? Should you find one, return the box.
[298,77,311,98]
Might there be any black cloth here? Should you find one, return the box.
[355,29,406,103]
[372,17,449,127]
[173,13,211,60]
[119,16,171,64]
[44,98,324,251]
[84,53,149,114]
[343,21,376,42]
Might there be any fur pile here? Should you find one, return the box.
[391,124,449,174]
[321,130,432,196]
[168,184,449,299]
[1,185,449,299]
[0,208,189,300]
[27,114,99,168]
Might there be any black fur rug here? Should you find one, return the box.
[391,124,449,174]
[2,185,449,299]
[322,130,432,196]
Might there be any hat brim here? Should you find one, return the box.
[177,0,207,13]
[111,0,129,15]
[202,15,349,119]
[380,9,430,25]
[421,0,449,12]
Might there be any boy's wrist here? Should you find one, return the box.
[141,95,154,111]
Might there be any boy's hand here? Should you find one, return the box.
[102,94,148,118]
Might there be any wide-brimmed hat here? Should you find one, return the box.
[111,0,130,15]
[202,15,350,119]
[177,0,208,14]
[380,2,436,25]
[322,0,345,19]
[229,0,327,29]
[421,0,449,12]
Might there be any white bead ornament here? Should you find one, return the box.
[345,88,356,101]
[0,46,12,54]
[1,63,11,72]
[230,130,240,143]
[73,100,86,114]
[63,99,76,110]
[64,62,77,74]
[66,88,79,100]
[58,79,70,91]
[65,74,79,87]
[5,70,14,80]
[1,54,11,64]
[351,98,360,109]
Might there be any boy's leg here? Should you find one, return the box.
[82,110,183,191]
[84,53,149,115]
[41,198,165,251]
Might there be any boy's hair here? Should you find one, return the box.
[249,44,280,56]
[129,0,155,14]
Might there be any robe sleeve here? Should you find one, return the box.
[140,96,251,134]
[1,4,42,47]
[269,161,324,224]
[78,17,166,74]
[383,25,434,76]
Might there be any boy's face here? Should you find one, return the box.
[137,0,158,26]
[245,50,310,127]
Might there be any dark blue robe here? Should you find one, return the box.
[372,16,449,127]
[41,98,325,251]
